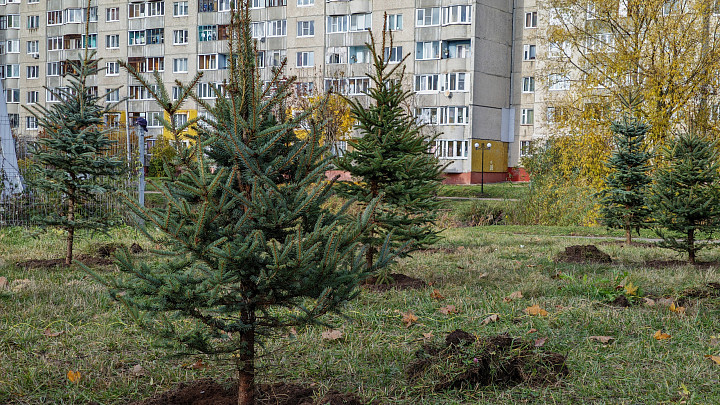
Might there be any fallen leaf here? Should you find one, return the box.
[430,289,445,300]
[480,314,499,325]
[402,312,418,328]
[643,297,656,306]
[524,305,549,317]
[588,336,615,344]
[527,328,538,334]
[321,329,343,341]
[422,332,434,339]
[669,302,686,314]
[504,291,523,302]
[624,281,639,296]
[657,297,674,306]
[0,276,7,289]
[479,272,489,279]
[705,355,720,365]
[534,337,547,347]
[439,305,459,315]
[654,330,671,340]
[43,329,64,337]
[188,359,208,370]
[131,364,144,376]
[67,370,81,383]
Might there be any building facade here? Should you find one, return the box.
[0,0,548,183]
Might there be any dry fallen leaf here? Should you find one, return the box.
[654,330,672,340]
[439,305,459,315]
[67,370,81,383]
[705,355,720,365]
[657,298,674,306]
[422,332,434,339]
[479,272,489,279]
[131,364,144,376]
[480,314,499,325]
[643,297,656,306]
[524,305,549,317]
[43,329,64,337]
[402,312,418,328]
[534,337,548,347]
[0,276,8,289]
[504,291,523,302]
[321,329,343,341]
[589,336,615,344]
[430,289,445,300]
[527,328,538,334]
[669,302,686,315]
[187,359,208,370]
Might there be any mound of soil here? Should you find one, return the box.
[97,243,124,257]
[130,242,144,254]
[363,273,426,292]
[407,330,568,391]
[681,282,720,299]
[130,380,374,405]
[555,245,611,264]
[610,295,632,307]
[17,254,113,268]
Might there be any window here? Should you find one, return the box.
[173,57,188,73]
[416,7,440,26]
[147,1,164,16]
[6,40,19,53]
[218,0,230,12]
[442,5,471,25]
[416,107,439,124]
[26,65,38,79]
[434,140,469,159]
[106,7,120,21]
[47,10,62,25]
[198,54,217,70]
[446,73,467,91]
[520,141,532,157]
[8,114,18,128]
[173,113,188,127]
[6,88,19,103]
[441,106,468,124]
[295,81,313,95]
[27,91,39,104]
[384,46,402,63]
[5,64,18,78]
[549,8,572,25]
[548,74,570,91]
[324,78,346,94]
[296,51,314,67]
[146,57,164,71]
[327,15,347,33]
[267,0,285,6]
[87,7,98,22]
[6,14,19,29]
[105,113,121,127]
[326,47,346,64]
[129,31,146,46]
[250,22,265,38]
[26,40,39,54]
[106,62,119,75]
[129,85,156,100]
[348,77,370,95]
[251,0,264,8]
[198,82,216,99]
[521,108,534,125]
[147,28,164,44]
[198,0,217,12]
[65,8,84,23]
[349,46,370,63]
[523,44,536,60]
[548,41,570,58]
[522,76,535,93]
[416,41,440,60]
[47,62,61,76]
[173,1,188,16]
[27,15,40,29]
[525,11,537,28]
[80,33,97,49]
[199,25,218,41]
[297,20,314,36]
[386,14,403,30]
[129,2,145,18]
[268,20,286,36]
[415,74,439,92]
[26,116,38,130]
[444,40,471,59]
[106,34,120,49]
[46,88,58,102]
[269,50,286,66]
[172,86,181,100]
[350,13,371,31]
[173,29,189,44]
[105,88,119,102]
[28,0,39,3]
[297,0,313,5]
[148,112,163,127]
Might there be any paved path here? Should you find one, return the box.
[437,196,520,202]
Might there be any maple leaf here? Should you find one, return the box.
[624,282,639,296]
[669,302,686,314]
[321,329,343,341]
[705,355,720,365]
[439,305,459,315]
[430,289,445,300]
[588,336,615,344]
[654,330,671,340]
[480,314,499,325]
[67,370,81,383]
[402,312,418,327]
[503,291,523,302]
[43,329,64,337]
[534,337,548,347]
[524,305,549,317]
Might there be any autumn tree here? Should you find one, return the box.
[85,6,392,404]
[540,0,720,185]
[290,86,353,157]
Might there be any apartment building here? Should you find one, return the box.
[0,0,541,184]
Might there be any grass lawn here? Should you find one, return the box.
[438,183,529,200]
[1,225,719,404]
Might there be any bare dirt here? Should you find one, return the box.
[555,245,612,264]
[16,254,113,268]
[610,295,632,307]
[130,380,376,405]
[681,282,720,299]
[407,330,568,392]
[363,273,426,292]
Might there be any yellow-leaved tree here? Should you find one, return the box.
[289,83,353,156]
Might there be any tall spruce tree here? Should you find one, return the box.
[25,48,125,265]
[598,117,652,244]
[651,132,720,264]
[335,24,445,271]
[85,6,391,404]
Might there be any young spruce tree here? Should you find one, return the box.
[651,132,720,264]
[86,6,391,404]
[25,47,125,265]
[335,23,445,271]
[598,117,652,244]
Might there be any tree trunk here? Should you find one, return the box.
[688,229,696,265]
[237,310,256,405]
[625,228,632,245]
[65,195,75,266]
[366,179,379,269]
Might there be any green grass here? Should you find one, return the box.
[438,183,529,200]
[2,226,720,404]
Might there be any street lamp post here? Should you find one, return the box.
[474,142,492,195]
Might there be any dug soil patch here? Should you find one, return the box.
[16,254,113,268]
[363,273,426,292]
[681,282,720,299]
[130,379,375,405]
[407,330,568,391]
[555,245,611,264]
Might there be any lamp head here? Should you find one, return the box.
[474,142,480,150]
